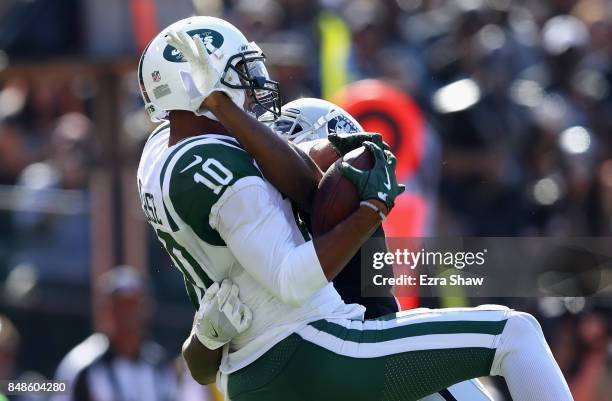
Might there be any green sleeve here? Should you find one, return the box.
[168,142,262,245]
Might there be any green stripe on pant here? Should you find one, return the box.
[309,319,507,343]
[228,317,505,401]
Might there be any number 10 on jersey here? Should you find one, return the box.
[193,158,233,194]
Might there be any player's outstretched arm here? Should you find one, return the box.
[165,30,321,212]
[205,92,322,212]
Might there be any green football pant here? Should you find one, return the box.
[226,305,510,401]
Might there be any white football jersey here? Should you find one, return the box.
[137,123,364,374]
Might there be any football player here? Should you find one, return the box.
[137,16,574,401]
[269,97,495,401]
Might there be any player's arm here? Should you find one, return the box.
[182,334,222,384]
[313,141,404,276]
[215,186,381,305]
[182,280,252,384]
[166,31,385,213]
[214,143,404,305]
[205,92,321,212]
[166,30,320,212]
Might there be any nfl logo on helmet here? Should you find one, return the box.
[152,71,161,82]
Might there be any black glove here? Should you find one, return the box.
[338,141,405,211]
[328,132,390,156]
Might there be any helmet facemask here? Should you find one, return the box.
[271,107,310,143]
[221,45,282,119]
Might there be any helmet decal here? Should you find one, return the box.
[328,113,360,134]
[163,29,225,62]
[153,84,172,99]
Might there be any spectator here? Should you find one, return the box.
[52,266,177,401]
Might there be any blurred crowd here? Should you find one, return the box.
[225,0,612,237]
[0,0,611,400]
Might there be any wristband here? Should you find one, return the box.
[360,201,387,222]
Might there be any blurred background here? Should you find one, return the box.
[0,0,611,400]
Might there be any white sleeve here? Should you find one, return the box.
[211,179,328,306]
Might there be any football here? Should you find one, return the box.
[308,140,340,172]
[311,146,374,236]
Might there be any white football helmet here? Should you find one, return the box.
[138,16,281,122]
[267,98,363,144]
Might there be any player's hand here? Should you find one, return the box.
[338,141,405,212]
[193,279,253,350]
[328,132,390,156]
[165,30,230,112]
